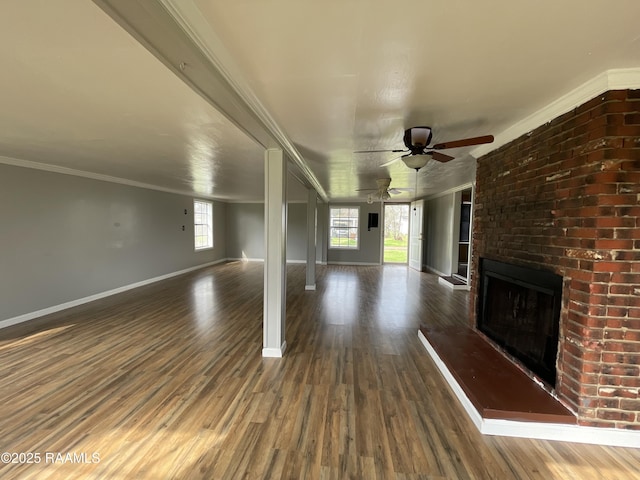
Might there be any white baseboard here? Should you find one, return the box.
[417,330,640,448]
[0,259,228,330]
[227,257,264,263]
[262,341,287,358]
[327,261,381,266]
[227,258,310,265]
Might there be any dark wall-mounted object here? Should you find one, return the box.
[367,213,379,231]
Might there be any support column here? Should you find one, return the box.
[263,148,287,357]
[305,189,317,290]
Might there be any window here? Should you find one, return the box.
[329,207,359,249]
[194,200,213,250]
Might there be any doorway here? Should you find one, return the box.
[383,203,410,264]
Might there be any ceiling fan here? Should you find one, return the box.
[356,178,411,203]
[355,126,494,170]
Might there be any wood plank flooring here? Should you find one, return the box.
[0,262,639,479]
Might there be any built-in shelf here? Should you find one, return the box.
[457,188,472,284]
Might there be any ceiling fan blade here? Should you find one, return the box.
[432,135,494,150]
[388,188,401,195]
[430,151,455,163]
[379,154,405,167]
[353,149,406,153]
[355,188,377,192]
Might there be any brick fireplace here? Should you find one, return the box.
[471,89,640,429]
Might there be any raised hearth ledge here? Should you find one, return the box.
[418,330,640,449]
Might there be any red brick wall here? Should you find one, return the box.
[471,89,640,429]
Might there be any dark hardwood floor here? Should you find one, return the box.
[0,262,638,479]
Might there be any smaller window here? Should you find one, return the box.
[194,200,213,250]
[329,207,359,249]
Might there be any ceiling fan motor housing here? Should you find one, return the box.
[375,178,391,189]
[404,126,433,154]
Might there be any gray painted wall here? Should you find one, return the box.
[0,163,226,321]
[286,203,307,261]
[2,162,452,323]
[327,202,382,265]
[317,202,328,264]
[224,202,309,262]
[423,193,455,275]
[225,203,265,260]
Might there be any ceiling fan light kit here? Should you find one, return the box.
[358,177,415,202]
[366,191,388,203]
[401,154,430,171]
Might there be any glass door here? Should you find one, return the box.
[383,203,410,264]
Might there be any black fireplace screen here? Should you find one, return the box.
[477,259,563,387]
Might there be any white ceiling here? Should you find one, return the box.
[1,1,640,203]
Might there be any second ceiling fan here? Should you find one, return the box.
[356,126,494,170]
[356,177,411,202]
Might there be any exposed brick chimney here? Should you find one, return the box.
[471,89,640,429]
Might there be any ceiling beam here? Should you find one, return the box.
[92,0,328,202]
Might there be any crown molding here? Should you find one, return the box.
[0,155,308,204]
[472,68,640,158]
[421,182,474,202]
[0,155,229,202]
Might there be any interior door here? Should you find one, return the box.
[409,200,423,271]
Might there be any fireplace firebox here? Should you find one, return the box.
[477,258,563,387]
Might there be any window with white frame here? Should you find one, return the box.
[329,207,359,249]
[194,200,213,250]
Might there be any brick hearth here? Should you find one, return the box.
[471,89,640,429]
